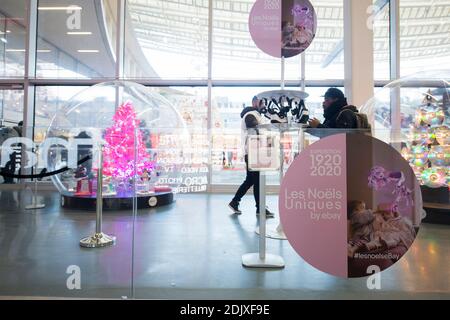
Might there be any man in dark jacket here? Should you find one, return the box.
[308,88,358,129]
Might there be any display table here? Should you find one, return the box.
[422,202,450,224]
[421,186,449,224]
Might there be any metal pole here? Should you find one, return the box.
[301,52,306,92]
[115,0,125,79]
[390,0,401,151]
[281,57,285,90]
[279,128,284,183]
[206,0,213,193]
[22,0,37,187]
[96,146,103,234]
[80,145,115,248]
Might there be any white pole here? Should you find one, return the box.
[242,133,284,268]
[25,147,45,210]
[259,172,266,260]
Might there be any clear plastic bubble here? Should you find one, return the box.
[361,70,449,188]
[45,81,188,197]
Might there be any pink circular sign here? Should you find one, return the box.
[279,133,421,278]
[249,0,317,58]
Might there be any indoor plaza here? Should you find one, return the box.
[0,0,448,300]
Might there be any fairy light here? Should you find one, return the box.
[102,101,154,179]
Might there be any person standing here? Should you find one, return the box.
[228,96,274,218]
[0,122,22,184]
[308,88,358,129]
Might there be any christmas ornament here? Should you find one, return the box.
[428,145,450,167]
[421,168,447,189]
[409,145,429,167]
[103,101,155,179]
[434,125,450,145]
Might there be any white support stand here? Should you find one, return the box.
[25,149,45,210]
[255,137,287,239]
[266,223,287,240]
[254,125,306,241]
[242,172,285,268]
[266,124,289,240]
[25,178,45,210]
[255,222,287,240]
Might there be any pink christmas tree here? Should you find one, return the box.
[102,101,154,179]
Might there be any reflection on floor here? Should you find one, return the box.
[0,190,449,299]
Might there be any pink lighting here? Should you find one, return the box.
[102,101,154,179]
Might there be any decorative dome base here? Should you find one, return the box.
[61,191,174,211]
[421,185,450,224]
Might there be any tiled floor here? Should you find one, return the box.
[0,190,449,299]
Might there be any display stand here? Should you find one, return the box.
[253,53,309,239]
[242,172,285,268]
[25,148,45,210]
[256,221,287,239]
[25,179,46,210]
[80,146,116,248]
[254,123,306,240]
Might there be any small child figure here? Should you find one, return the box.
[141,168,150,182]
[376,203,416,249]
[137,168,152,194]
[362,213,392,251]
[347,200,375,257]
[74,165,87,179]
[348,200,374,238]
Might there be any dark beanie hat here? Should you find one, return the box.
[323,88,345,100]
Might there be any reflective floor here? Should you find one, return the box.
[0,190,449,299]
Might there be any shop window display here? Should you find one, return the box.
[43,81,188,210]
[157,87,209,193]
[211,87,283,186]
[361,70,449,223]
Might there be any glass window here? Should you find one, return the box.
[213,86,307,186]
[125,0,209,79]
[366,84,449,156]
[373,0,390,80]
[34,86,88,141]
[36,0,117,78]
[305,0,344,80]
[151,86,209,191]
[0,0,27,78]
[211,86,344,186]
[400,0,450,77]
[212,0,294,80]
[212,87,271,185]
[373,86,449,132]
[0,88,24,126]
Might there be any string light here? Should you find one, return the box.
[103,101,154,179]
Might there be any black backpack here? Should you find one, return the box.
[338,106,371,130]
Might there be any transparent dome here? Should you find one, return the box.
[45,81,188,197]
[361,70,449,188]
